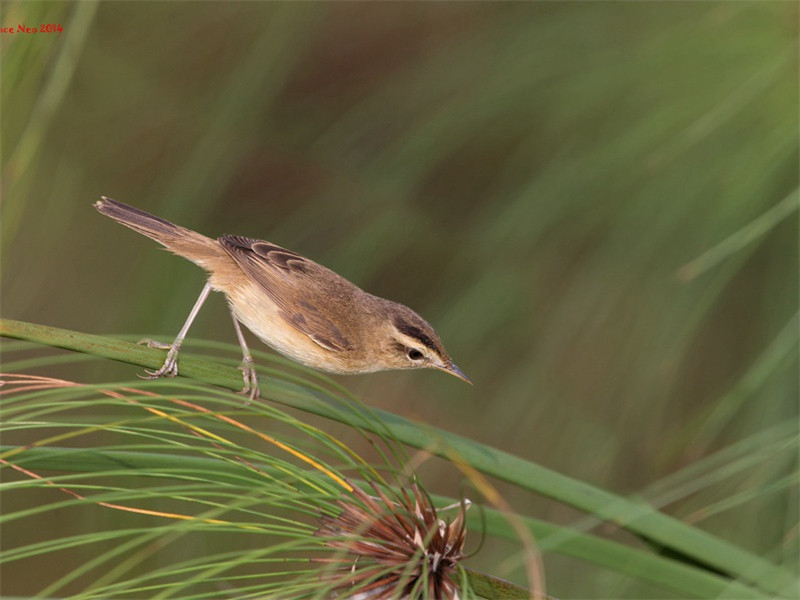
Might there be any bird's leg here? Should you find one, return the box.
[229,308,261,403]
[138,282,213,380]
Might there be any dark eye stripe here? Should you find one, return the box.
[393,317,438,352]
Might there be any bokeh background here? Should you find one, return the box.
[2,1,798,597]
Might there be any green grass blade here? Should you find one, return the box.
[1,318,794,596]
[2,445,768,599]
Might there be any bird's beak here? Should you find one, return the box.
[439,362,472,385]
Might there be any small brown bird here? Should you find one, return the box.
[95,198,470,399]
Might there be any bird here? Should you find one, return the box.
[95,197,470,400]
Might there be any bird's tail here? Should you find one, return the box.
[94,197,226,269]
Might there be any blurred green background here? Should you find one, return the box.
[2,1,798,597]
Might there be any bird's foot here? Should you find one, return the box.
[238,357,261,404]
[137,339,180,379]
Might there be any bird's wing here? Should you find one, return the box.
[219,235,352,352]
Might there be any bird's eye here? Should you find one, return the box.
[407,348,424,361]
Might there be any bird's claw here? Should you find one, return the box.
[137,338,172,350]
[238,358,261,404]
[138,342,180,380]
[139,362,178,380]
